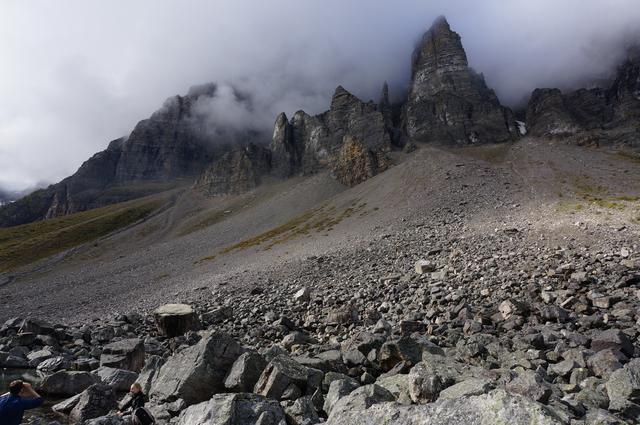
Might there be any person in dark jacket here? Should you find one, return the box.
[0,380,44,425]
[117,382,146,422]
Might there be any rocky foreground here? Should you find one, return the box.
[2,220,639,425]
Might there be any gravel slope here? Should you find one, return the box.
[1,137,638,323]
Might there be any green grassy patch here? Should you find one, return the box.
[218,200,367,254]
[179,210,229,237]
[0,198,162,272]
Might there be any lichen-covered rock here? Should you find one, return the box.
[325,389,566,425]
[326,384,395,422]
[224,351,268,393]
[407,353,477,403]
[324,378,361,415]
[606,358,640,416]
[176,393,286,425]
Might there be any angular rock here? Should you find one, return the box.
[224,351,268,393]
[327,384,395,422]
[151,332,242,404]
[590,329,635,357]
[505,370,552,403]
[100,338,145,372]
[606,358,640,414]
[438,377,493,400]
[177,393,286,425]
[137,355,165,394]
[324,378,361,415]
[69,383,117,424]
[254,355,323,401]
[94,366,138,392]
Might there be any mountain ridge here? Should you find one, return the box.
[2,16,639,229]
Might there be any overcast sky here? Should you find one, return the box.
[1,0,639,191]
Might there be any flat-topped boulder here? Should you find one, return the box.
[153,304,201,338]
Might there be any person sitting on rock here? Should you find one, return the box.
[0,380,44,425]
[117,383,153,424]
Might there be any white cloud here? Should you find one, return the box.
[1,0,639,190]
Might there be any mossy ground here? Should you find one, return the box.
[215,199,370,255]
[0,198,162,272]
[555,175,640,219]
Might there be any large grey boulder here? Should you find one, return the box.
[324,378,361,416]
[94,366,138,392]
[254,355,324,401]
[606,358,640,416]
[100,338,145,372]
[328,384,395,421]
[438,377,493,400]
[283,396,319,425]
[378,336,443,371]
[153,304,201,338]
[151,332,243,404]
[224,351,267,393]
[506,370,552,403]
[37,356,71,373]
[326,389,565,425]
[83,416,125,425]
[407,353,477,403]
[41,370,102,396]
[137,355,165,394]
[375,374,412,405]
[176,393,286,425]
[52,393,82,415]
[69,383,118,424]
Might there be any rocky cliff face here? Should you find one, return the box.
[329,135,389,187]
[403,16,518,145]
[526,52,640,147]
[0,84,264,227]
[525,89,608,136]
[193,144,272,197]
[195,85,393,197]
[272,86,392,176]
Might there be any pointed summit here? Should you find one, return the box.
[410,16,470,100]
[403,16,517,145]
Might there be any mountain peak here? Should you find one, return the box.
[404,17,516,144]
[430,15,451,33]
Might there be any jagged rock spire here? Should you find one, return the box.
[403,16,517,145]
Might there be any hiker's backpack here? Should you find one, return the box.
[133,407,155,425]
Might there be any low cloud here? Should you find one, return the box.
[1,0,639,190]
